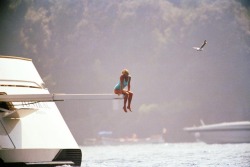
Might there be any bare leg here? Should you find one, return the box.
[127,92,133,111]
[114,89,130,113]
[123,93,128,112]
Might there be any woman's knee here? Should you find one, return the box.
[124,91,129,96]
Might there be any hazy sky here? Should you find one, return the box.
[1,0,250,142]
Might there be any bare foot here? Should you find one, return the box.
[127,106,132,112]
[123,106,127,112]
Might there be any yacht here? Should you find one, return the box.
[184,121,250,144]
[0,56,121,166]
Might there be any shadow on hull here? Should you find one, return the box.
[1,149,82,167]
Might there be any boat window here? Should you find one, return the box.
[0,80,43,89]
[0,92,15,111]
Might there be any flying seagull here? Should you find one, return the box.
[193,40,207,51]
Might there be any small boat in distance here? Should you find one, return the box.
[184,121,250,144]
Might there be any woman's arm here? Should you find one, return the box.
[128,76,131,91]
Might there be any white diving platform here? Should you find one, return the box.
[0,93,123,102]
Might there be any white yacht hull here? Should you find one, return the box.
[0,56,82,166]
[184,121,250,144]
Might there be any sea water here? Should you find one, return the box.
[80,143,250,167]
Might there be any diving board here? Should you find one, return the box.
[0,94,123,102]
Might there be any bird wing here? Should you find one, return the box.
[200,40,207,49]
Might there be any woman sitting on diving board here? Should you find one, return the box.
[114,69,133,112]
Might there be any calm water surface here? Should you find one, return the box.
[81,143,250,167]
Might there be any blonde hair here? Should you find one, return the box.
[122,69,129,75]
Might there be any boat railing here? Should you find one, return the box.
[0,79,44,89]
